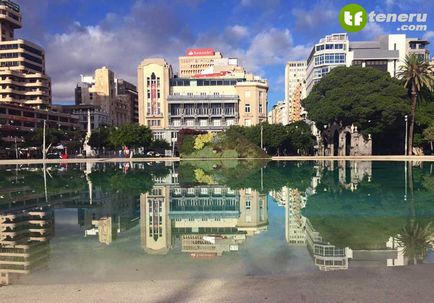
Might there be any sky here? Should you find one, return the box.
[17,0,434,107]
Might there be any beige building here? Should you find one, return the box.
[75,67,136,127]
[178,48,223,78]
[140,186,172,255]
[285,61,307,124]
[140,169,269,257]
[268,101,285,125]
[138,52,268,142]
[0,0,51,108]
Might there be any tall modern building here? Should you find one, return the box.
[138,52,268,142]
[305,33,430,95]
[74,67,138,127]
[284,61,307,124]
[0,0,51,108]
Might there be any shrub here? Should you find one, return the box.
[194,133,214,150]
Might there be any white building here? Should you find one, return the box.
[305,33,430,95]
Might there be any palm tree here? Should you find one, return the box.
[397,54,434,155]
[396,221,434,265]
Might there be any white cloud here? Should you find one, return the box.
[23,1,310,103]
[423,31,434,41]
[43,1,194,102]
[361,22,386,39]
[292,2,337,33]
[225,25,249,41]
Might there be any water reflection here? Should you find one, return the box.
[0,160,433,285]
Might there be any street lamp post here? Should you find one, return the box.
[260,124,264,150]
[171,137,177,157]
[404,115,408,156]
[42,120,46,160]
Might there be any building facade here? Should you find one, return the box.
[0,0,51,108]
[74,67,137,127]
[178,48,223,78]
[0,102,79,144]
[268,101,285,125]
[284,61,307,124]
[138,53,268,142]
[306,33,430,95]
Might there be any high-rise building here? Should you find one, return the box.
[285,61,307,124]
[178,48,223,78]
[305,33,430,95]
[138,53,268,142]
[74,67,137,127]
[0,0,51,108]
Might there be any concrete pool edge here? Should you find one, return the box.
[0,155,433,165]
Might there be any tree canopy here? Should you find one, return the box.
[226,121,315,156]
[108,124,152,148]
[302,66,410,154]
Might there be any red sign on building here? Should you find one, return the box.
[186,48,215,56]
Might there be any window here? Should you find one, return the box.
[153,132,164,140]
[213,119,221,126]
[244,119,251,127]
[246,200,251,209]
[199,119,208,127]
[245,104,251,113]
[173,120,181,127]
[186,119,194,127]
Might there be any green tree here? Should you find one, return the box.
[89,126,113,149]
[423,123,434,154]
[226,122,315,156]
[303,66,410,154]
[397,54,434,155]
[150,139,170,150]
[108,124,152,148]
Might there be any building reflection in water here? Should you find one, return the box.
[1,159,430,285]
[271,161,407,271]
[0,185,54,285]
[140,169,268,258]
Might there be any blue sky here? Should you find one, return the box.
[18,0,434,107]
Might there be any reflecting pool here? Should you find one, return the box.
[0,160,433,286]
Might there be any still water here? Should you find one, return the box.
[0,160,433,286]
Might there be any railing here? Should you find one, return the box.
[168,95,238,101]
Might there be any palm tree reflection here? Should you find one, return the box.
[396,221,434,265]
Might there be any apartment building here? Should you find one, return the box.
[284,61,307,124]
[138,53,268,142]
[268,101,285,125]
[306,33,430,95]
[74,67,138,127]
[0,0,51,108]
